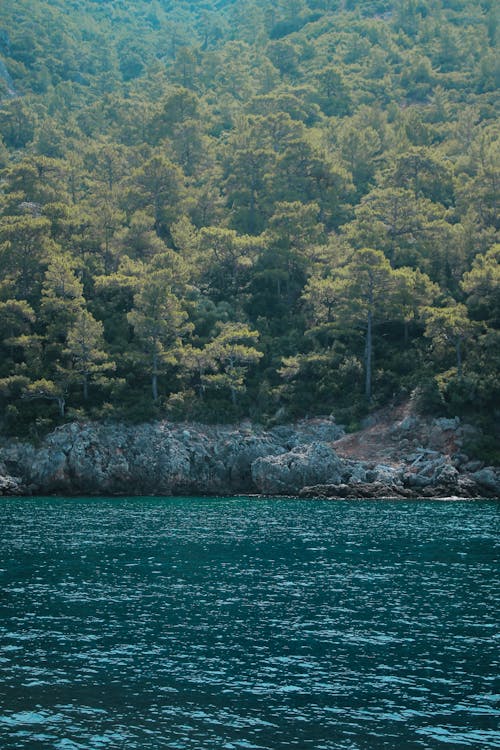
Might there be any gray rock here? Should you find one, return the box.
[462,459,484,473]
[398,416,418,432]
[406,472,433,488]
[270,417,344,449]
[433,417,460,431]
[433,463,459,486]
[456,476,482,498]
[425,417,463,451]
[346,462,368,484]
[0,415,495,498]
[0,421,288,496]
[372,463,402,484]
[0,473,24,495]
[252,442,346,494]
[299,482,413,499]
[471,467,500,495]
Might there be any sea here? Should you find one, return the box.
[0,496,498,749]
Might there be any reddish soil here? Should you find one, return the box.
[332,402,415,467]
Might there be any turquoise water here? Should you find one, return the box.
[0,497,498,750]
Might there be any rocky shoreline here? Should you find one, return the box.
[0,411,498,499]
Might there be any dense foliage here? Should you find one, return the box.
[0,0,498,441]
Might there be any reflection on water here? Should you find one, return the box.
[0,497,499,749]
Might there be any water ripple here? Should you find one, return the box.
[0,496,498,749]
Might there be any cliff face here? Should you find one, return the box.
[0,418,343,496]
[0,413,498,498]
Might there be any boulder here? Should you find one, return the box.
[372,463,402,484]
[433,417,461,431]
[270,417,344,449]
[0,473,25,495]
[462,459,484,473]
[471,467,500,496]
[397,415,418,432]
[252,442,346,494]
[299,482,413,500]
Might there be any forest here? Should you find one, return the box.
[0,0,498,453]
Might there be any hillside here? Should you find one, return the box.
[0,0,498,458]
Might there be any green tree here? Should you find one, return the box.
[40,253,85,341]
[66,309,115,400]
[383,147,454,206]
[22,376,69,418]
[335,121,382,196]
[128,269,192,402]
[393,266,441,343]
[0,299,36,353]
[423,302,475,378]
[345,186,455,280]
[148,86,201,142]
[0,215,56,302]
[462,245,500,325]
[223,141,275,234]
[0,98,36,149]
[250,202,324,330]
[204,322,263,406]
[198,227,259,305]
[126,153,185,238]
[306,248,396,402]
[315,66,351,116]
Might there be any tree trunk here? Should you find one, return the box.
[58,396,65,418]
[198,366,205,399]
[248,189,256,234]
[152,351,159,402]
[456,335,462,378]
[365,274,374,402]
[365,308,372,402]
[83,374,88,401]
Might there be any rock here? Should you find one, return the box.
[433,417,460,431]
[397,415,418,432]
[462,459,484,473]
[426,417,463,451]
[403,453,460,491]
[252,442,346,495]
[0,421,288,496]
[471,467,500,496]
[347,462,368,483]
[433,463,459,485]
[0,474,25,495]
[405,472,433,488]
[452,453,469,468]
[372,463,402,484]
[299,482,413,500]
[270,417,344,449]
[0,414,496,498]
[456,475,482,498]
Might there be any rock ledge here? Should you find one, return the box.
[0,413,498,498]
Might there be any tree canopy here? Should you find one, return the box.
[0,0,498,446]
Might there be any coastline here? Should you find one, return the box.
[1,407,498,500]
[2,493,496,501]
